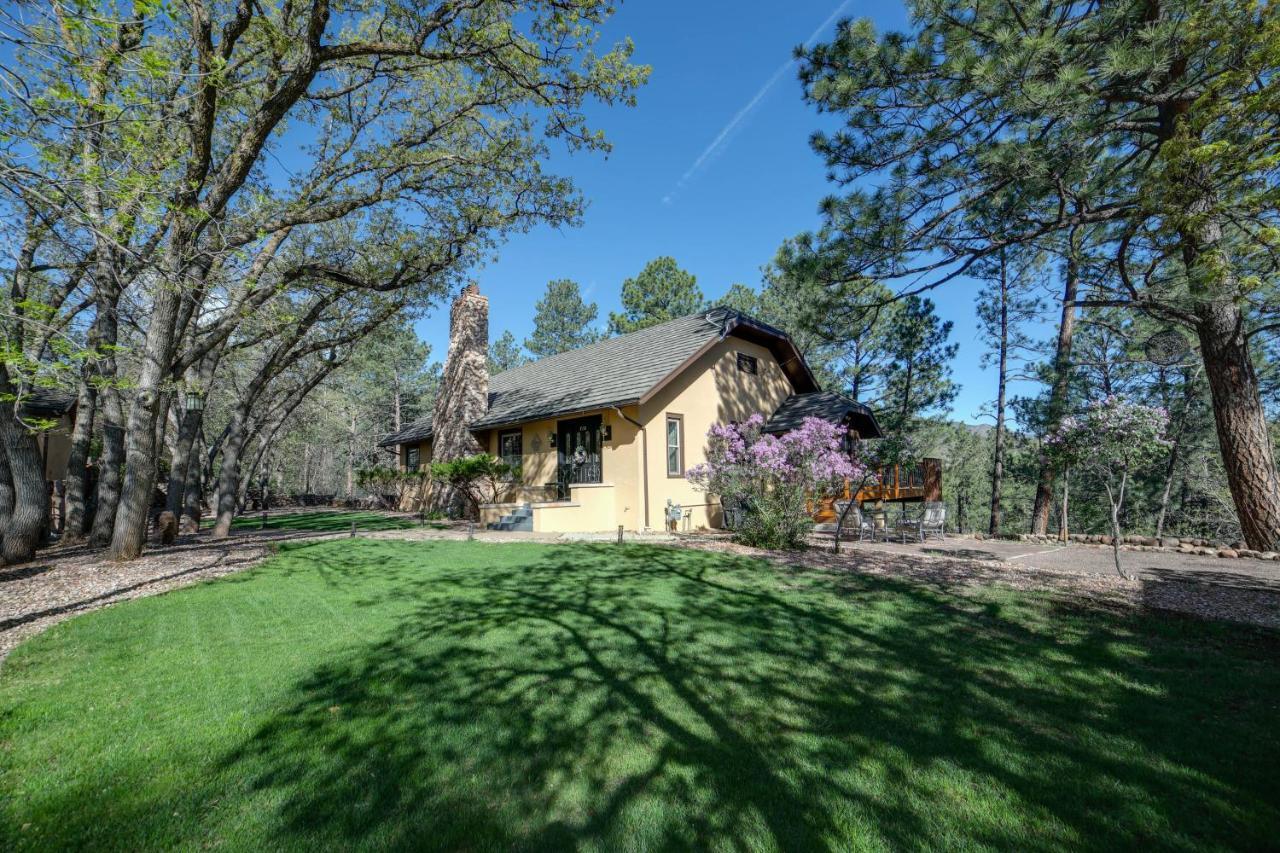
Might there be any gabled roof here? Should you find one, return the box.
[378,414,433,448]
[380,307,825,446]
[764,391,883,439]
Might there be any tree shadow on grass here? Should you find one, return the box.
[215,542,1280,850]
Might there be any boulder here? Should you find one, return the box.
[1262,552,1279,561]
[1217,548,1239,559]
[1160,537,1181,549]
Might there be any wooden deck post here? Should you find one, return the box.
[923,458,942,503]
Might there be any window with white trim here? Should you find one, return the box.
[666,414,684,477]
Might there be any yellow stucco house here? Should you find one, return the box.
[381,303,883,534]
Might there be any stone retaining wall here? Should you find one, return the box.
[976,531,1280,562]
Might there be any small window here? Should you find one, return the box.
[666,414,684,477]
[499,429,523,470]
[405,445,420,472]
[736,352,758,375]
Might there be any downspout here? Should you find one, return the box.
[612,406,649,531]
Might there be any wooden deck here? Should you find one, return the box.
[813,458,942,523]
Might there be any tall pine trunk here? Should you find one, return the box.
[1195,301,1280,549]
[988,252,1009,536]
[1032,232,1079,533]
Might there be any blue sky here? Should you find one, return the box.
[412,0,1023,424]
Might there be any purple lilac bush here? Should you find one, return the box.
[687,414,870,549]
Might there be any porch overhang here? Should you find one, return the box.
[764,391,883,439]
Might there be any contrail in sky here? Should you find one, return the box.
[661,0,854,205]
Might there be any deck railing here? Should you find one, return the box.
[812,458,943,523]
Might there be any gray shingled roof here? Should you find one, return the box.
[380,307,831,446]
[764,391,883,438]
[472,310,740,429]
[18,388,76,417]
[378,413,433,448]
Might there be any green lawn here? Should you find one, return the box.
[2,541,1277,851]
[217,509,433,533]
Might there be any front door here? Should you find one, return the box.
[557,416,603,498]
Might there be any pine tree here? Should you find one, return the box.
[525,279,602,358]
[878,296,958,439]
[715,283,759,315]
[608,257,705,334]
[974,248,1043,535]
[799,0,1280,549]
[488,331,528,374]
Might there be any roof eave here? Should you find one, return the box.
[636,314,821,407]
[468,398,641,432]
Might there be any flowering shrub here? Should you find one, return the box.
[1045,396,1170,578]
[687,414,869,549]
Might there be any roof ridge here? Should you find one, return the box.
[489,310,726,383]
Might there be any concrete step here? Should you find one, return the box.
[488,503,534,532]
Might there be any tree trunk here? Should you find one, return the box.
[211,411,249,539]
[1031,231,1079,534]
[0,443,14,550]
[108,245,187,560]
[90,384,126,548]
[166,404,201,516]
[345,410,357,499]
[62,375,98,542]
[88,285,125,548]
[1058,467,1069,542]
[180,429,204,534]
[0,378,51,564]
[988,251,1008,536]
[1105,471,1129,580]
[1154,436,1181,540]
[393,382,402,432]
[167,351,220,519]
[1195,301,1280,550]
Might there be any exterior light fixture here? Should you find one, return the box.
[184,389,206,412]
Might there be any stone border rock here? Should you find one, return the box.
[980,531,1280,562]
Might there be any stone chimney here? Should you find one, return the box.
[430,282,489,517]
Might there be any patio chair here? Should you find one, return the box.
[894,509,924,543]
[835,500,875,542]
[921,501,946,540]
